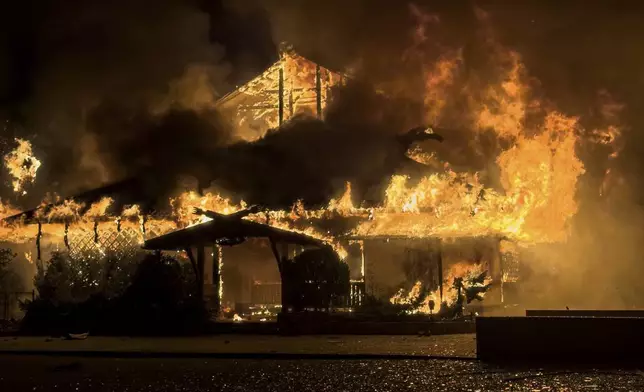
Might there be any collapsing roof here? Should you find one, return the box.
[142,217,327,251]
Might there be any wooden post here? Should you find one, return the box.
[359,240,365,281]
[316,64,322,119]
[289,80,294,118]
[185,247,199,282]
[278,67,284,126]
[212,245,222,316]
[36,222,42,265]
[63,221,70,251]
[437,238,444,303]
[196,247,205,302]
[140,215,147,242]
[269,238,287,313]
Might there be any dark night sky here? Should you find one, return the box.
[0,0,276,113]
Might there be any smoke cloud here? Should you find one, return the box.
[1,0,234,206]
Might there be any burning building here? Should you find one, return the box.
[1,33,611,319]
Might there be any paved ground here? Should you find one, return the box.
[1,356,643,391]
[0,334,477,358]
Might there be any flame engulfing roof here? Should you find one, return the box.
[2,177,150,224]
[142,217,327,251]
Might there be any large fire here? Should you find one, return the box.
[0,29,621,317]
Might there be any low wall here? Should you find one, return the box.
[525,309,644,318]
[477,316,644,363]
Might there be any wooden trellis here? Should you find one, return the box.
[67,228,140,261]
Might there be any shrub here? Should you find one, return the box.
[282,247,350,312]
[21,251,207,335]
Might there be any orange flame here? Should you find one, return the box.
[3,138,41,195]
[391,261,491,314]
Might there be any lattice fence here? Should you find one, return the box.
[68,228,141,261]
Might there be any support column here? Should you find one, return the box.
[359,240,365,281]
[212,245,223,316]
[36,221,42,266]
[437,238,444,303]
[315,64,322,119]
[289,80,294,118]
[269,238,287,314]
[196,246,205,302]
[278,67,284,126]
[195,181,206,303]
[490,237,503,304]
[64,221,70,251]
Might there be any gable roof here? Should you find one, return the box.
[215,45,349,108]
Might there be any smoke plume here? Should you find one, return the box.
[1,0,234,206]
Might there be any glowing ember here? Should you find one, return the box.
[3,138,41,195]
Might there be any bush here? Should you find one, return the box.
[282,247,350,312]
[21,251,208,335]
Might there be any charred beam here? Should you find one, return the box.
[316,64,322,118]
[140,215,147,240]
[93,221,99,244]
[213,245,222,316]
[185,247,199,282]
[397,126,444,151]
[268,237,286,314]
[261,88,315,94]
[289,80,294,117]
[6,214,157,226]
[36,221,42,264]
[64,221,70,251]
[278,67,284,126]
[237,104,279,111]
[268,237,282,275]
[438,239,444,303]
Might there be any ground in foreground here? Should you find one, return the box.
[1,356,642,392]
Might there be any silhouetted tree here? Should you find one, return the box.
[0,248,22,293]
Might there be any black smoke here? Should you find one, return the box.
[0,0,238,206]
